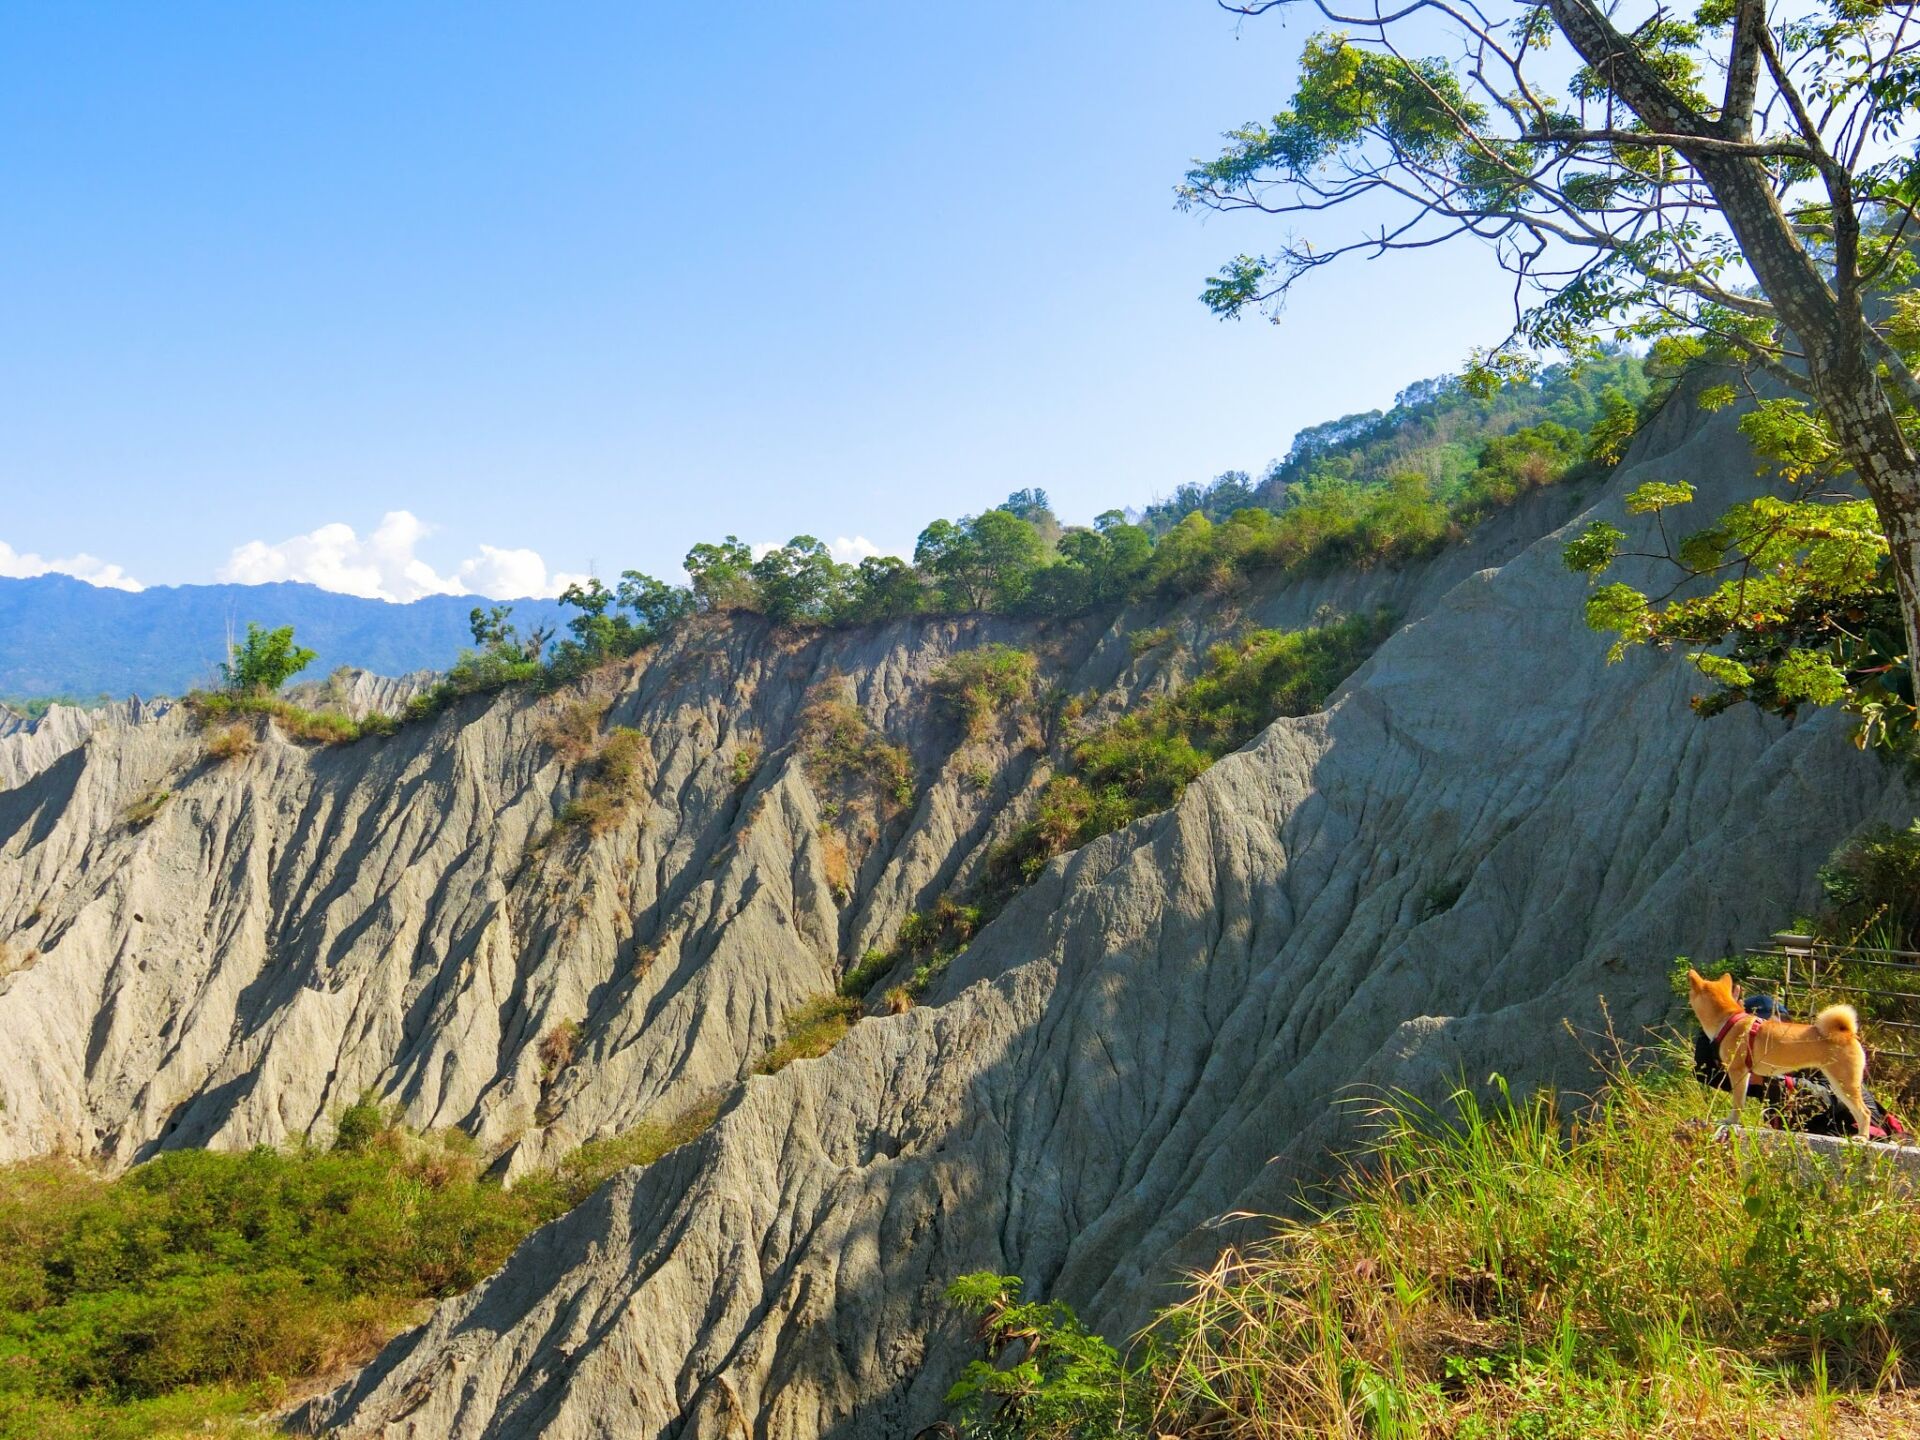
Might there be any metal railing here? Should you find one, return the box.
[1737,932,1920,1062]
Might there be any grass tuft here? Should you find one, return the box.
[754,995,861,1076]
[946,1058,1920,1438]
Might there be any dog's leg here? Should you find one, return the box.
[1719,1067,1751,1140]
[1833,1049,1873,1140]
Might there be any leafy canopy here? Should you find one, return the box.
[219,623,316,695]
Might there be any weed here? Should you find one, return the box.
[123,790,172,829]
[538,1020,581,1079]
[538,696,611,766]
[203,723,256,764]
[933,646,1039,741]
[945,1060,1920,1438]
[1128,624,1175,656]
[731,741,762,788]
[797,694,914,810]
[754,995,861,1076]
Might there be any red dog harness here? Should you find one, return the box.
[1713,1012,1766,1075]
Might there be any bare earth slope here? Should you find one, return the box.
[0,390,1907,1438]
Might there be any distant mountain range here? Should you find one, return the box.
[0,575,569,698]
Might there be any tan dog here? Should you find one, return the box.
[1687,969,1873,1138]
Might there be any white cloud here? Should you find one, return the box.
[748,535,902,565]
[828,535,893,563]
[220,511,585,602]
[0,539,144,591]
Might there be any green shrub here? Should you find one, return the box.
[797,696,914,809]
[944,1273,1146,1440]
[753,995,861,1076]
[839,949,896,998]
[992,611,1392,890]
[331,1092,387,1153]
[219,623,316,696]
[122,790,172,829]
[0,1132,550,1434]
[1818,820,1920,949]
[934,646,1039,741]
[1127,625,1175,656]
[731,741,762,788]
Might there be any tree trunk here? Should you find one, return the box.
[1546,0,1920,684]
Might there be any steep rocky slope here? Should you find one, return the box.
[0,697,172,792]
[1,389,1908,1438]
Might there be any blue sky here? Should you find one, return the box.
[0,1,1516,600]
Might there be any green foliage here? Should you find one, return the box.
[330,1092,387,1153]
[944,1274,1149,1440]
[838,948,897,999]
[916,509,1049,611]
[992,611,1392,888]
[219,623,316,696]
[753,995,861,1076]
[684,536,758,614]
[515,1096,724,1215]
[797,695,914,809]
[554,724,651,834]
[189,690,392,747]
[1126,625,1174,656]
[730,741,761,788]
[121,790,171,830]
[933,646,1040,741]
[749,536,841,624]
[0,1130,550,1435]
[948,1064,1920,1438]
[1566,399,1913,750]
[1818,821,1920,952]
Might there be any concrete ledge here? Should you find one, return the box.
[1683,1120,1920,1189]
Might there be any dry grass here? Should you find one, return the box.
[947,1058,1920,1439]
[797,693,914,810]
[537,696,612,766]
[537,1020,580,1078]
[555,726,652,835]
[818,825,853,901]
[203,722,257,763]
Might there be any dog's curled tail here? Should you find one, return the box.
[1816,1003,1859,1039]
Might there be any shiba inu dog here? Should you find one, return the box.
[1686,969,1872,1139]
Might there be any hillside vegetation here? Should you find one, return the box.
[945,1061,1920,1439]
[0,1099,716,1439]
[406,356,1647,712]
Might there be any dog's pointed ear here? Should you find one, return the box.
[1687,968,1705,990]
[1717,972,1735,988]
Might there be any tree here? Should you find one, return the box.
[749,536,846,624]
[836,555,925,624]
[469,604,552,662]
[615,570,694,638]
[221,623,316,695]
[997,488,1063,547]
[554,578,638,667]
[1182,0,1920,702]
[915,510,1047,610]
[684,536,758,613]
